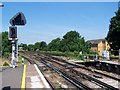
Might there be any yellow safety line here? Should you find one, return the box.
[21,64,26,90]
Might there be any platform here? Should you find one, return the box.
[25,64,51,89]
[2,66,23,89]
[1,64,51,89]
[100,60,120,65]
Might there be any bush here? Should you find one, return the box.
[110,56,119,59]
[77,54,84,60]
[3,52,10,58]
[3,62,9,66]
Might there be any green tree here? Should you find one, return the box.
[106,8,120,51]
[19,43,28,51]
[27,44,34,51]
[2,31,12,57]
[60,31,89,53]
[34,41,47,51]
[47,38,61,51]
[34,42,41,51]
[22,44,27,51]
[39,41,47,50]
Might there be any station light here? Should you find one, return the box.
[9,26,17,39]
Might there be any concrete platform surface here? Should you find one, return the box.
[26,64,51,89]
[2,65,23,89]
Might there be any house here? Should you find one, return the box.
[87,39,110,55]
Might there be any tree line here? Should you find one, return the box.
[1,31,91,58]
[19,31,90,53]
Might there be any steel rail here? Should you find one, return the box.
[41,56,119,90]
[48,56,120,81]
[20,52,119,90]
[40,60,92,90]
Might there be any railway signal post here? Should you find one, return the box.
[11,40,16,68]
[9,12,26,68]
[9,26,17,68]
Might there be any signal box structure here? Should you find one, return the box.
[9,26,17,40]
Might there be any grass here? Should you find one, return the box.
[56,85,62,90]
[69,56,85,61]
[0,55,29,67]
[0,58,10,67]
[3,61,9,66]
[45,51,85,61]
[0,58,2,66]
[17,55,29,65]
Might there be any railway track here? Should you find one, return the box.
[20,51,120,89]
[21,53,92,89]
[39,55,119,89]
[46,55,120,81]
[20,52,80,89]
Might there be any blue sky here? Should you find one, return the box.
[2,2,118,44]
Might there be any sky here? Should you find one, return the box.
[1,0,120,2]
[2,2,118,44]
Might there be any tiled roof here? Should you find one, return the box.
[87,39,106,44]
